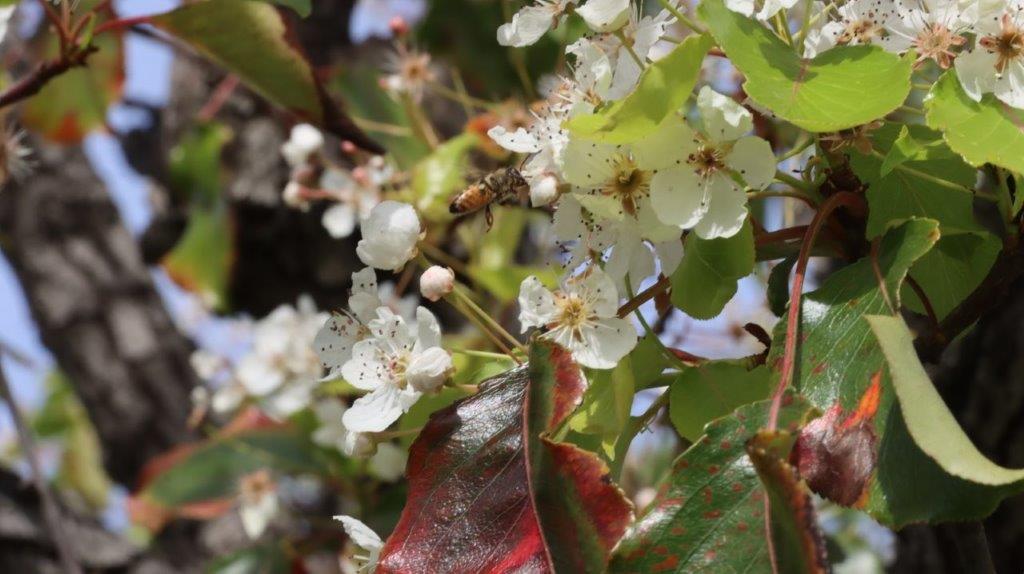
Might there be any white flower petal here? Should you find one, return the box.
[315,314,362,378]
[654,236,684,276]
[415,306,443,350]
[726,136,777,190]
[240,492,278,539]
[529,174,561,207]
[954,49,998,102]
[632,116,697,170]
[369,443,408,482]
[488,125,543,153]
[693,175,749,240]
[342,340,389,391]
[348,267,382,324]
[518,276,558,331]
[574,266,619,317]
[992,60,1024,109]
[281,123,324,168]
[356,201,421,272]
[650,166,709,230]
[0,6,16,42]
[406,347,453,393]
[236,355,284,396]
[604,229,655,295]
[334,515,385,552]
[497,5,555,47]
[724,0,755,16]
[562,138,617,187]
[342,385,416,433]
[697,86,754,143]
[322,203,357,238]
[577,0,630,32]
[568,318,637,369]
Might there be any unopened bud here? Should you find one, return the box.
[283,181,311,211]
[389,16,409,37]
[529,174,561,207]
[341,140,358,155]
[419,266,455,302]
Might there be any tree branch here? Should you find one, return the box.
[0,47,96,111]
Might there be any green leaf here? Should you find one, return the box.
[698,0,912,132]
[144,429,326,506]
[746,431,830,574]
[879,126,924,176]
[848,122,981,237]
[903,232,1001,321]
[670,220,754,319]
[209,541,290,574]
[765,218,1015,525]
[570,359,636,458]
[869,315,1024,485]
[630,333,671,389]
[669,362,773,442]
[768,255,797,317]
[469,264,560,303]
[610,396,813,573]
[565,34,713,143]
[149,0,382,153]
[926,69,1024,173]
[22,21,123,143]
[168,122,232,205]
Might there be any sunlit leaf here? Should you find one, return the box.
[926,69,1024,173]
[570,359,636,458]
[566,34,713,143]
[670,220,754,319]
[669,361,773,442]
[699,0,911,132]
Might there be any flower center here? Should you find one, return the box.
[913,24,965,69]
[600,154,650,216]
[554,293,591,337]
[401,53,434,83]
[688,145,725,179]
[980,15,1024,74]
[388,354,410,389]
[838,18,883,45]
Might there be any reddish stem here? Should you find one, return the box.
[755,225,810,247]
[617,275,670,318]
[93,15,153,35]
[766,191,865,431]
[197,74,240,122]
[0,47,96,110]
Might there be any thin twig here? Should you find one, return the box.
[0,352,82,574]
[0,47,96,111]
[617,275,671,318]
[197,74,240,122]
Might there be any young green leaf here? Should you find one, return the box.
[565,34,713,143]
[670,220,754,319]
[570,359,636,458]
[668,361,773,442]
[699,0,912,132]
[902,233,1001,321]
[926,70,1024,174]
[868,315,1024,487]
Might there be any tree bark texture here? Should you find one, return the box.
[0,142,197,488]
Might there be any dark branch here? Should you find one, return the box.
[0,47,96,111]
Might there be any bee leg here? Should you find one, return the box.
[485,205,494,230]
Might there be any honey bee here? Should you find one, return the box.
[449,167,529,227]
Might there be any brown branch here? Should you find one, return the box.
[617,274,671,318]
[0,47,97,111]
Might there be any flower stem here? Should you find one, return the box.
[452,286,525,353]
[451,348,518,361]
[617,274,671,318]
[615,30,646,68]
[747,189,818,208]
[656,0,706,33]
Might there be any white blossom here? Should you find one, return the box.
[419,265,455,302]
[955,5,1024,108]
[238,470,278,539]
[811,0,898,54]
[280,124,324,168]
[725,0,799,21]
[0,6,14,43]
[518,267,637,369]
[319,157,391,239]
[313,399,376,458]
[315,267,386,381]
[335,515,384,573]
[882,0,969,67]
[647,87,775,239]
[498,0,577,47]
[341,307,452,432]
[356,201,422,272]
[577,0,631,33]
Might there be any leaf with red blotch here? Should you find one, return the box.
[147,0,383,153]
[609,395,812,574]
[377,341,633,574]
[790,373,880,507]
[747,430,829,574]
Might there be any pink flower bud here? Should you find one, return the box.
[341,140,358,155]
[419,266,455,302]
[389,16,409,37]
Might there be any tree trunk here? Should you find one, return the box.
[0,142,198,489]
[892,274,1024,573]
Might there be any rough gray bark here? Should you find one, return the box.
[0,142,198,488]
[891,275,1024,573]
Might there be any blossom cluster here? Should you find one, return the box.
[733,0,1024,109]
[490,0,776,369]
